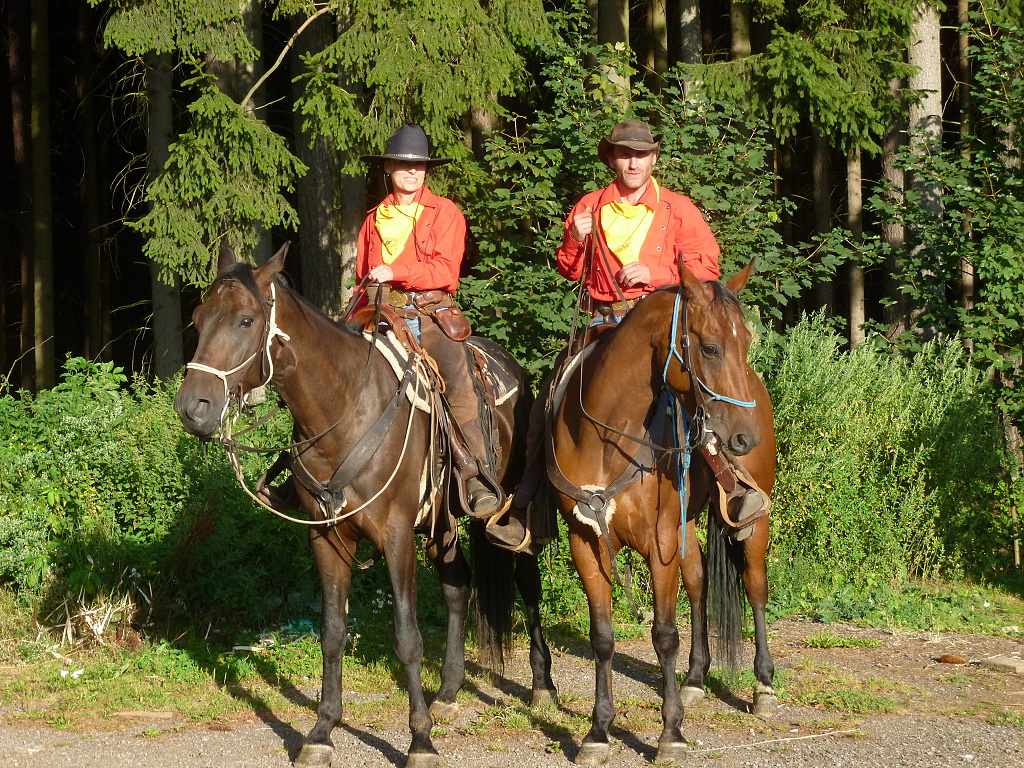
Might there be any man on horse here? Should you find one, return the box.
[486,118,723,550]
[356,123,501,518]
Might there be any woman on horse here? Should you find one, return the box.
[487,118,723,550]
[356,123,499,518]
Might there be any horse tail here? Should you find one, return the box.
[469,519,516,679]
[706,502,746,670]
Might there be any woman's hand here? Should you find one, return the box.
[367,265,394,283]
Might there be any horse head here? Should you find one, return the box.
[659,259,763,456]
[175,242,289,438]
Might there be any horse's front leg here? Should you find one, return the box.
[386,526,439,767]
[296,526,356,766]
[743,519,777,718]
[426,539,470,721]
[514,553,558,707]
[679,516,710,708]
[648,541,686,764]
[569,528,616,767]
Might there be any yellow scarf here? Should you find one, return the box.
[375,203,425,264]
[599,181,658,265]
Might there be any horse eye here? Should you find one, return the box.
[701,343,720,358]
[239,317,254,328]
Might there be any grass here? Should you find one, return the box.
[803,631,882,649]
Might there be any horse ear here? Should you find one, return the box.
[217,240,237,275]
[254,241,289,288]
[678,257,710,305]
[726,258,757,295]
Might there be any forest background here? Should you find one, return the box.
[1,0,1024,645]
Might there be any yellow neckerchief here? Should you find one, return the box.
[375,200,425,264]
[599,179,660,266]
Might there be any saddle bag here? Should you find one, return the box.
[413,290,472,342]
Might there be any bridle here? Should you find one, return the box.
[185,282,291,426]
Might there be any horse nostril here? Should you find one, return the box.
[186,398,210,423]
[729,432,754,455]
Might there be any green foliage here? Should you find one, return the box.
[134,83,307,284]
[871,17,1024,421]
[89,0,256,60]
[757,315,1020,617]
[0,357,310,626]
[293,0,551,169]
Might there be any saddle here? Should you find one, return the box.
[347,300,508,520]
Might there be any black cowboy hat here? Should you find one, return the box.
[362,123,452,166]
[597,119,662,165]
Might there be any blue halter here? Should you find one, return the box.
[660,290,757,560]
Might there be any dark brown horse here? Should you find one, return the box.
[548,263,776,765]
[175,245,556,768]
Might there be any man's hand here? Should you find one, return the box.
[616,263,651,288]
[571,205,594,241]
[367,265,394,283]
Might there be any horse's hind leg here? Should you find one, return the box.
[514,553,558,707]
[385,526,439,767]
[569,530,616,767]
[648,548,686,764]
[743,520,777,718]
[297,527,355,767]
[426,540,470,721]
[679,517,710,707]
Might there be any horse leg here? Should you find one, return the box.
[569,530,616,767]
[514,553,558,708]
[385,527,439,767]
[679,517,710,708]
[426,540,470,722]
[649,551,686,764]
[296,527,355,767]
[743,521,777,718]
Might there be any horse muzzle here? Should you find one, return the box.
[175,390,223,439]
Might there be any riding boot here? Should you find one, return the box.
[451,417,499,517]
[485,393,545,550]
[485,503,529,549]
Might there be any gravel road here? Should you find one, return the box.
[4,620,1023,768]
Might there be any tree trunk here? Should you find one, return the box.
[78,2,105,361]
[908,3,942,217]
[812,128,834,312]
[7,0,32,389]
[847,147,864,348]
[598,0,630,100]
[145,53,184,378]
[30,0,54,389]
[650,0,668,87]
[882,78,906,329]
[675,0,702,64]
[730,0,751,59]
[958,0,974,316]
[292,12,357,318]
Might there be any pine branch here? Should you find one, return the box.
[240,4,332,111]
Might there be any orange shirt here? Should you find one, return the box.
[555,180,721,302]
[356,186,467,293]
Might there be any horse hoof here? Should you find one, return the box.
[752,686,778,719]
[575,742,610,766]
[531,687,559,709]
[405,751,441,768]
[654,741,688,765]
[295,742,334,766]
[430,698,460,722]
[680,685,705,707]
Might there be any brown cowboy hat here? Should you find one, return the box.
[597,119,661,165]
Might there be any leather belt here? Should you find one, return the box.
[592,297,640,316]
[366,286,450,309]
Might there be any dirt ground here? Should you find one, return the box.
[3,619,1023,767]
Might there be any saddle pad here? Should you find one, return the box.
[362,330,433,413]
[466,339,519,406]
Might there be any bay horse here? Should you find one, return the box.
[547,262,776,765]
[175,245,556,767]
